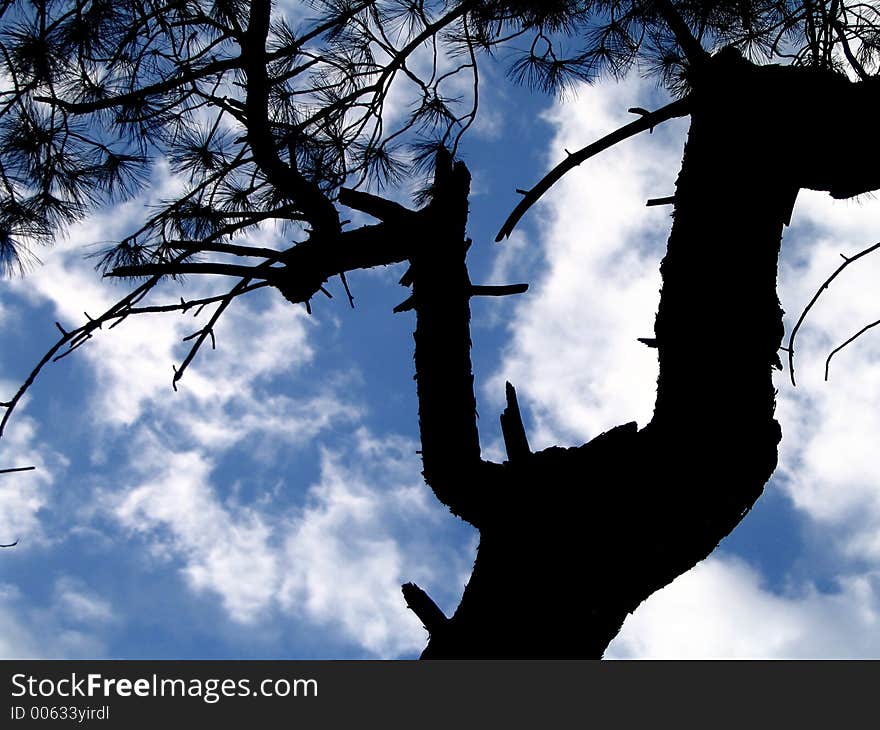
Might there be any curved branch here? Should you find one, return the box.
[243,0,339,236]
[787,240,880,386]
[825,316,880,380]
[495,97,691,241]
[651,0,711,68]
[0,271,169,438]
[33,55,239,114]
[29,3,376,115]
[832,20,870,80]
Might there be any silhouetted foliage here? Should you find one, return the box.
[3,0,880,656]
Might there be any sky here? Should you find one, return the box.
[3,22,880,658]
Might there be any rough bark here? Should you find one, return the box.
[406,52,880,658]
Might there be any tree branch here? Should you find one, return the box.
[338,188,416,223]
[469,284,528,297]
[496,97,691,241]
[651,0,711,68]
[825,316,880,380]
[401,582,448,633]
[243,0,339,236]
[106,262,281,279]
[787,241,880,386]
[409,151,490,523]
[33,56,240,113]
[832,20,870,80]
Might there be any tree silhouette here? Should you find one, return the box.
[2,0,880,657]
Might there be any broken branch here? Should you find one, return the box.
[401,582,448,633]
[469,284,528,297]
[499,381,531,463]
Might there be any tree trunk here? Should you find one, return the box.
[406,53,880,658]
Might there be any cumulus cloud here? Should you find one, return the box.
[110,427,473,657]
[0,156,428,656]
[113,436,280,624]
[7,43,880,660]
[608,556,880,659]
[278,430,449,656]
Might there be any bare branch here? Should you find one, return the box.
[106,262,282,279]
[167,241,285,259]
[469,284,528,297]
[496,97,691,241]
[832,20,870,80]
[646,196,676,206]
[338,188,415,222]
[0,272,168,438]
[401,582,448,633]
[825,317,880,380]
[0,466,35,474]
[787,241,880,386]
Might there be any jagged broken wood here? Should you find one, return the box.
[499,382,531,463]
[402,582,449,633]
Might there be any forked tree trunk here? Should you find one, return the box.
[402,53,880,658]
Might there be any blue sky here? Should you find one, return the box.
[3,29,880,658]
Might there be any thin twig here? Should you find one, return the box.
[0,272,166,438]
[0,264,266,437]
[172,278,252,390]
[825,317,880,380]
[787,241,880,386]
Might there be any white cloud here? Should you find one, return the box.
[0,581,111,658]
[113,436,280,624]
[9,44,880,660]
[0,395,64,549]
[110,427,472,657]
[487,74,688,449]
[609,556,880,658]
[278,429,456,657]
[54,576,115,625]
[0,584,43,657]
